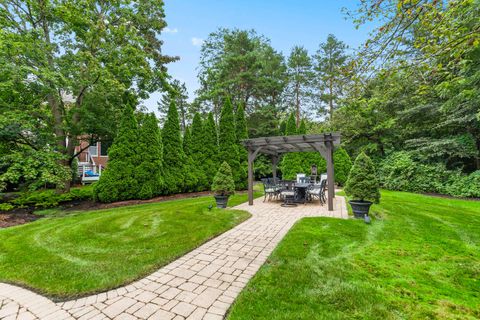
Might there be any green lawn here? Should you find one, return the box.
[0,192,258,299]
[227,191,480,320]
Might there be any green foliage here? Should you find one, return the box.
[162,101,189,194]
[211,162,236,196]
[313,34,350,120]
[135,113,163,199]
[93,104,141,202]
[202,113,220,186]
[218,98,241,188]
[0,203,14,211]
[333,147,353,186]
[379,152,480,198]
[189,114,209,190]
[345,152,380,203]
[158,80,192,132]
[235,104,248,189]
[0,148,72,192]
[196,28,287,115]
[0,0,175,191]
[9,186,94,209]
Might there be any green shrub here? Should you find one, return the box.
[212,162,236,196]
[445,171,480,198]
[345,152,380,203]
[0,203,14,211]
[10,185,94,209]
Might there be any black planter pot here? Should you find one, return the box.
[349,200,373,218]
[214,195,229,208]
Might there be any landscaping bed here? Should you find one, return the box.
[227,191,480,319]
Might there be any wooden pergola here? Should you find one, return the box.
[242,133,341,211]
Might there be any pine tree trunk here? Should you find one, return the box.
[295,83,300,128]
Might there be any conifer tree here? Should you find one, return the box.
[280,114,303,179]
[203,112,219,186]
[94,103,140,202]
[162,101,186,193]
[279,120,287,135]
[183,126,192,156]
[136,113,163,198]
[190,113,209,190]
[333,147,352,186]
[218,98,241,187]
[235,104,248,189]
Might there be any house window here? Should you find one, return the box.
[100,141,111,156]
[89,142,98,156]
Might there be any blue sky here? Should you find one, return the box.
[142,0,374,114]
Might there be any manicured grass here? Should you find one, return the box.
[227,190,480,319]
[0,192,258,299]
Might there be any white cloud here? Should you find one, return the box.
[191,37,204,47]
[163,27,178,34]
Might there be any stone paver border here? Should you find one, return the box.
[0,196,347,319]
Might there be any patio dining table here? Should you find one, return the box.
[294,183,311,204]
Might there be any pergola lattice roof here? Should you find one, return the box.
[242,133,341,156]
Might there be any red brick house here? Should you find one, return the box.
[75,140,110,184]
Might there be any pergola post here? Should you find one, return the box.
[247,147,262,205]
[271,155,279,183]
[325,139,335,211]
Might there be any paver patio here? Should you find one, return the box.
[0,196,347,320]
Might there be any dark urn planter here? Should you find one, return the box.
[214,195,230,208]
[349,200,373,218]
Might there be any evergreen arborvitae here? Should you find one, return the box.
[183,126,192,156]
[94,103,140,202]
[298,119,307,134]
[203,112,219,186]
[345,152,380,203]
[162,100,186,193]
[333,147,352,186]
[280,114,303,179]
[136,113,164,198]
[235,104,248,189]
[190,113,209,190]
[218,98,241,188]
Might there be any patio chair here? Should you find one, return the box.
[280,188,297,207]
[307,179,327,204]
[262,178,278,202]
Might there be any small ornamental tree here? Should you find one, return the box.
[94,103,140,202]
[235,104,248,189]
[345,152,380,203]
[211,161,235,196]
[136,113,163,199]
[333,147,353,186]
[218,98,241,187]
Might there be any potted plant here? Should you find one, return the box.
[344,152,380,218]
[211,161,236,208]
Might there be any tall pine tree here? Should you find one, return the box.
[280,114,304,179]
[218,98,241,188]
[235,104,248,189]
[94,103,140,202]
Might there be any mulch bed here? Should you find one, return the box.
[0,208,40,228]
[0,190,247,229]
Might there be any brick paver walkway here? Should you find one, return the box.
[0,196,347,320]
